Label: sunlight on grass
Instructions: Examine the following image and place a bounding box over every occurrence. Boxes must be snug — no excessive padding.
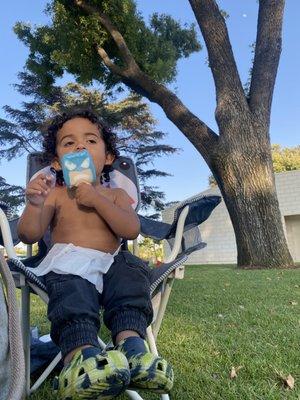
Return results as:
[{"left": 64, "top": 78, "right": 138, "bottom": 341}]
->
[{"left": 29, "top": 264, "right": 300, "bottom": 400}]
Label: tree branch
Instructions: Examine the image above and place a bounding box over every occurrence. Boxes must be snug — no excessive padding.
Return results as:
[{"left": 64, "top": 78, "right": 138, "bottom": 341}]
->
[
  {"left": 75, "top": 0, "right": 139, "bottom": 74},
  {"left": 188, "top": 0, "right": 247, "bottom": 110},
  {"left": 123, "top": 71, "right": 219, "bottom": 163},
  {"left": 248, "top": 0, "right": 285, "bottom": 126},
  {"left": 20, "top": 137, "right": 38, "bottom": 153},
  {"left": 96, "top": 46, "right": 125, "bottom": 76},
  {"left": 74, "top": 0, "right": 219, "bottom": 164},
  {"left": 14, "top": 132, "right": 38, "bottom": 153}
]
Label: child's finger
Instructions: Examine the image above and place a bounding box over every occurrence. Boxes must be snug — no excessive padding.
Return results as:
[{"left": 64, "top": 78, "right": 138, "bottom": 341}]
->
[
  {"left": 30, "top": 182, "right": 48, "bottom": 194},
  {"left": 29, "top": 179, "right": 47, "bottom": 191},
  {"left": 38, "top": 179, "right": 50, "bottom": 191},
  {"left": 29, "top": 182, "right": 43, "bottom": 191},
  {"left": 26, "top": 188, "right": 42, "bottom": 196},
  {"left": 34, "top": 173, "right": 47, "bottom": 182},
  {"left": 37, "top": 173, "right": 46, "bottom": 178}
]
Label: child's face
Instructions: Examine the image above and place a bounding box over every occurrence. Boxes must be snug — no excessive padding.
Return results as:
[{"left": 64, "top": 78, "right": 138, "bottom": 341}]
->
[{"left": 55, "top": 117, "right": 114, "bottom": 179}]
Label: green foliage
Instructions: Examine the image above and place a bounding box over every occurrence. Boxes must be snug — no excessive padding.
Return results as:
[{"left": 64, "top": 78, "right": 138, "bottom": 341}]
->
[
  {"left": 14, "top": 0, "right": 201, "bottom": 92},
  {"left": 243, "top": 42, "right": 256, "bottom": 97},
  {"left": 13, "top": 23, "right": 64, "bottom": 90},
  {"left": 272, "top": 144, "right": 300, "bottom": 173},
  {"left": 138, "top": 237, "right": 163, "bottom": 264},
  {"left": 8, "top": 0, "right": 201, "bottom": 214},
  {"left": 0, "top": 71, "right": 178, "bottom": 214},
  {"left": 0, "top": 177, "right": 24, "bottom": 218}
]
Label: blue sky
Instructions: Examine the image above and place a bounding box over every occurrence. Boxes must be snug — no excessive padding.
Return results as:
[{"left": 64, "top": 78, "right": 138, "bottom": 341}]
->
[{"left": 0, "top": 1, "right": 299, "bottom": 203}]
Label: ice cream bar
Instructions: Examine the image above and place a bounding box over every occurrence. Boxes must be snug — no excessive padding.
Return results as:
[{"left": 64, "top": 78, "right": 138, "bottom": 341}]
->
[{"left": 60, "top": 150, "right": 96, "bottom": 188}]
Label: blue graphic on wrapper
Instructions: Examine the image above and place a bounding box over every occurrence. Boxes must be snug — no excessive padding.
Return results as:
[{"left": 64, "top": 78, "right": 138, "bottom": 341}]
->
[{"left": 61, "top": 150, "right": 96, "bottom": 187}]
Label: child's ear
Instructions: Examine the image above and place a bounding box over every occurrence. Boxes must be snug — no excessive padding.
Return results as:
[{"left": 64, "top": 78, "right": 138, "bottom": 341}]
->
[
  {"left": 51, "top": 158, "right": 62, "bottom": 171},
  {"left": 105, "top": 153, "right": 115, "bottom": 166}
]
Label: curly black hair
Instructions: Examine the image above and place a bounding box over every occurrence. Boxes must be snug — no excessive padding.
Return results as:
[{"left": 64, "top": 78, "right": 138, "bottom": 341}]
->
[
  {"left": 43, "top": 108, "right": 119, "bottom": 160},
  {"left": 42, "top": 107, "right": 119, "bottom": 184}
]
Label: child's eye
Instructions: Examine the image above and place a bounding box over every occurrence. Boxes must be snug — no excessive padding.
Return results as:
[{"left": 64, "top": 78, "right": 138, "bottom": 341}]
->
[
  {"left": 64, "top": 141, "right": 74, "bottom": 147},
  {"left": 87, "top": 139, "right": 97, "bottom": 144}
]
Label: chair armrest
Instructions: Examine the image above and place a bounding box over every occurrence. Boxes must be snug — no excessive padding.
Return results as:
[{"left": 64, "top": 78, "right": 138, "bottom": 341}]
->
[
  {"left": 168, "top": 195, "right": 221, "bottom": 237},
  {"left": 0, "top": 208, "right": 18, "bottom": 258},
  {"left": 0, "top": 202, "right": 20, "bottom": 245},
  {"left": 139, "top": 206, "right": 190, "bottom": 262},
  {"left": 0, "top": 207, "right": 48, "bottom": 271},
  {"left": 140, "top": 196, "right": 221, "bottom": 241},
  {"left": 149, "top": 253, "right": 188, "bottom": 295},
  {"left": 164, "top": 205, "right": 190, "bottom": 263},
  {"left": 139, "top": 195, "right": 221, "bottom": 262},
  {"left": 138, "top": 215, "right": 171, "bottom": 241}
]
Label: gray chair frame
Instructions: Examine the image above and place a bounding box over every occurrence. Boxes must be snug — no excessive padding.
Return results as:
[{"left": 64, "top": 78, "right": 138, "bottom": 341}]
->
[{"left": 0, "top": 153, "right": 221, "bottom": 399}]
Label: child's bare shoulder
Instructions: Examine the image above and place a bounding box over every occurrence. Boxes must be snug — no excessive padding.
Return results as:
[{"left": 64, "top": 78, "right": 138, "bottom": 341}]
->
[
  {"left": 98, "top": 186, "right": 133, "bottom": 206},
  {"left": 111, "top": 188, "right": 134, "bottom": 209},
  {"left": 96, "top": 186, "right": 119, "bottom": 200},
  {"left": 104, "top": 186, "right": 128, "bottom": 198}
]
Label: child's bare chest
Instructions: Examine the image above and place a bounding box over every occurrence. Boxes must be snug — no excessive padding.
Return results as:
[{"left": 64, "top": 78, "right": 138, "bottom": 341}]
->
[
  {"left": 53, "top": 190, "right": 109, "bottom": 231},
  {"left": 50, "top": 187, "right": 119, "bottom": 252}
]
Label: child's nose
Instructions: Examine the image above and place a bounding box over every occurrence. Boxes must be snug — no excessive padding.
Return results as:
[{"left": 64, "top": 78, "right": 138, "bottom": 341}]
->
[{"left": 76, "top": 143, "right": 86, "bottom": 151}]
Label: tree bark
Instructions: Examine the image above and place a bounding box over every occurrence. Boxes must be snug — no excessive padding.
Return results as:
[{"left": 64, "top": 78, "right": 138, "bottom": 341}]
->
[{"left": 210, "top": 126, "right": 293, "bottom": 268}]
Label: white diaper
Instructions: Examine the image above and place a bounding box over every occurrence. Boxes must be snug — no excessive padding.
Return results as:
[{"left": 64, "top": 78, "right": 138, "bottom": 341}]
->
[{"left": 27, "top": 243, "right": 120, "bottom": 293}]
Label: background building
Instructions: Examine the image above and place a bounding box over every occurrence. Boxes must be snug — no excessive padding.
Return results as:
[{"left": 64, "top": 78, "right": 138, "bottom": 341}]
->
[{"left": 162, "top": 170, "right": 300, "bottom": 264}]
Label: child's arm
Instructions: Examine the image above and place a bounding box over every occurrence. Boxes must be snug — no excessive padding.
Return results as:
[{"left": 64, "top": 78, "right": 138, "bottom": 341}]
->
[
  {"left": 17, "top": 174, "right": 56, "bottom": 244},
  {"left": 75, "top": 183, "right": 140, "bottom": 239}
]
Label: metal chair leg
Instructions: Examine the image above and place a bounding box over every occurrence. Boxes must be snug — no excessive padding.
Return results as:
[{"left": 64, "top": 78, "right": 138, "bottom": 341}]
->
[{"left": 21, "top": 285, "right": 31, "bottom": 396}]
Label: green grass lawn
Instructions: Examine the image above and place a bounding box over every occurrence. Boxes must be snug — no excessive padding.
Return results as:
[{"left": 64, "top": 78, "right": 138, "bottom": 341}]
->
[{"left": 29, "top": 264, "right": 300, "bottom": 400}]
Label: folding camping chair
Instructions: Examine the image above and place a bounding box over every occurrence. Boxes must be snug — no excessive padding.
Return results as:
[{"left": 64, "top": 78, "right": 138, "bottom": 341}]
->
[{"left": 0, "top": 151, "right": 221, "bottom": 399}]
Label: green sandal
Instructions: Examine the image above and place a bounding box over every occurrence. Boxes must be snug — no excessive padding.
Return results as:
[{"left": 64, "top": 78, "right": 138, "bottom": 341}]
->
[
  {"left": 53, "top": 349, "right": 130, "bottom": 399},
  {"left": 117, "top": 339, "right": 174, "bottom": 394}
]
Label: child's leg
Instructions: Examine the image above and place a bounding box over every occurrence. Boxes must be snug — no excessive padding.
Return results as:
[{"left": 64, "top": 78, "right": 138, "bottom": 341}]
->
[
  {"left": 44, "top": 272, "right": 130, "bottom": 399},
  {"left": 102, "top": 251, "right": 174, "bottom": 393},
  {"left": 45, "top": 272, "right": 101, "bottom": 359}
]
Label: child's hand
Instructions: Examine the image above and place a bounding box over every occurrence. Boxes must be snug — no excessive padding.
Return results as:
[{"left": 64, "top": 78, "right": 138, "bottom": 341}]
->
[
  {"left": 25, "top": 174, "right": 54, "bottom": 206},
  {"left": 75, "top": 182, "right": 99, "bottom": 208}
]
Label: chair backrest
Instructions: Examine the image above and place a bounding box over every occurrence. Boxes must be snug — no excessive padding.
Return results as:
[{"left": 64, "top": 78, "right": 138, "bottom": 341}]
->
[
  {"left": 25, "top": 152, "right": 141, "bottom": 253},
  {"left": 27, "top": 152, "right": 141, "bottom": 211}
]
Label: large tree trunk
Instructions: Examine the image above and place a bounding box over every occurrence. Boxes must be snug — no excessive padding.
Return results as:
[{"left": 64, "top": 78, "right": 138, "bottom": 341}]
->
[{"left": 210, "top": 126, "right": 294, "bottom": 268}]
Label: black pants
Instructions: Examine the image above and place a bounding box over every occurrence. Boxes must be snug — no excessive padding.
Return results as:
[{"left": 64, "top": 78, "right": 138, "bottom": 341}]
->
[{"left": 44, "top": 251, "right": 153, "bottom": 358}]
